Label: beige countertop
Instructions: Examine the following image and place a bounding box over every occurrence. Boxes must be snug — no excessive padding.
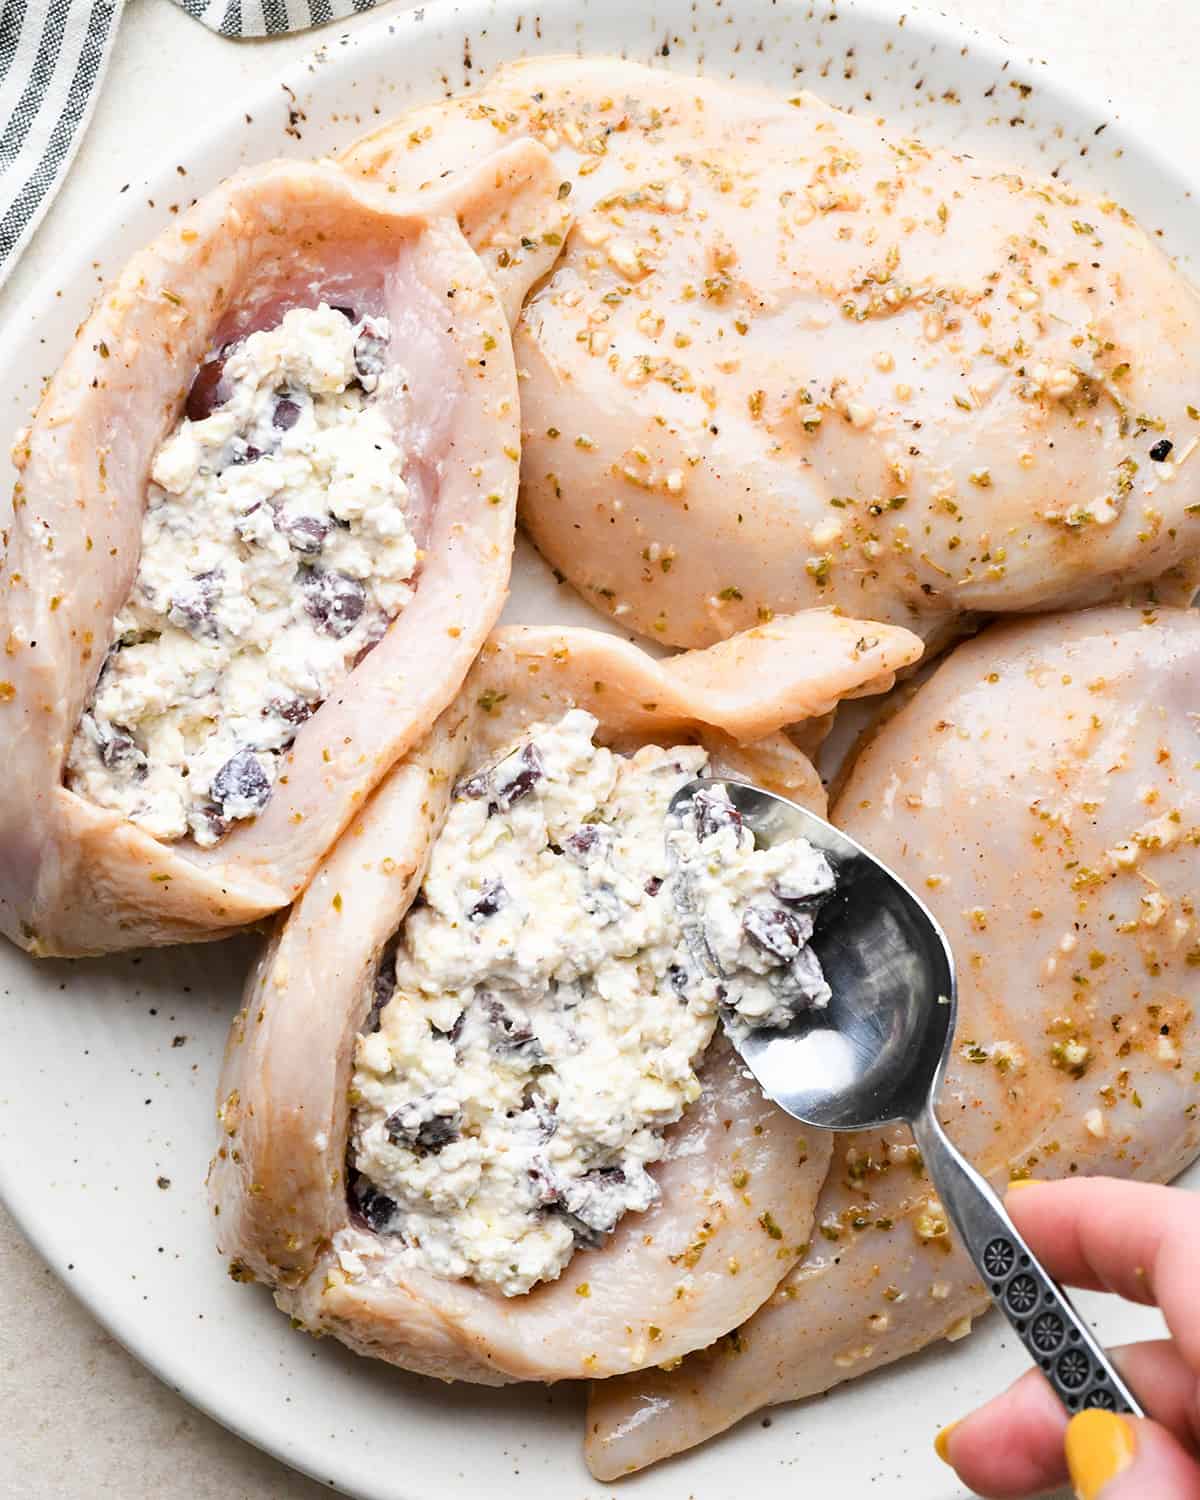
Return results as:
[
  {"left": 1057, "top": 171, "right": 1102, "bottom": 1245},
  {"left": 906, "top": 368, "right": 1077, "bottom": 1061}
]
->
[{"left": 0, "top": 0, "right": 1190, "bottom": 1494}]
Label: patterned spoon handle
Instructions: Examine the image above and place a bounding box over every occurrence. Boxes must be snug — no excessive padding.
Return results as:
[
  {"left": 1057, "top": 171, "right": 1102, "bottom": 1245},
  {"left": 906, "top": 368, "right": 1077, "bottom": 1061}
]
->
[{"left": 911, "top": 1104, "right": 1143, "bottom": 1416}]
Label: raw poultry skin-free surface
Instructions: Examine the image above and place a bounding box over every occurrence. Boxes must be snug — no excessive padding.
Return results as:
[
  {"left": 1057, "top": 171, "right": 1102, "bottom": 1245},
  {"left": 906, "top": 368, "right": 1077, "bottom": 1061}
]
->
[
  {"left": 343, "top": 57, "right": 1200, "bottom": 648},
  {"left": 586, "top": 605, "right": 1200, "bottom": 1478}
]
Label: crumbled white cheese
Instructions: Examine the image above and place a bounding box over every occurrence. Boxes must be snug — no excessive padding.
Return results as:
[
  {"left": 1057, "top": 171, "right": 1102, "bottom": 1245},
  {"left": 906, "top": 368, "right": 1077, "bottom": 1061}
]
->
[
  {"left": 351, "top": 710, "right": 833, "bottom": 1296},
  {"left": 668, "top": 783, "right": 834, "bottom": 1030},
  {"left": 66, "top": 304, "right": 416, "bottom": 845}
]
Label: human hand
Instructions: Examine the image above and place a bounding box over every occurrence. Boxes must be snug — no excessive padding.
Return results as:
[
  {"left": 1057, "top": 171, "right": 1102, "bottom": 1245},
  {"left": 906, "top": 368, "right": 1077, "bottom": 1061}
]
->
[{"left": 934, "top": 1177, "right": 1200, "bottom": 1498}]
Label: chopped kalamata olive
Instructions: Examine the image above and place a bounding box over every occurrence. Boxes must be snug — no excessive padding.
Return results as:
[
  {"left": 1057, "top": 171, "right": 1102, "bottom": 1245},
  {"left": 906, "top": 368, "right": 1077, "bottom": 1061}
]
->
[
  {"left": 229, "top": 441, "right": 262, "bottom": 466},
  {"left": 272, "top": 395, "right": 302, "bottom": 430},
  {"left": 483, "top": 996, "right": 544, "bottom": 1061},
  {"left": 563, "top": 824, "right": 603, "bottom": 860},
  {"left": 558, "top": 1168, "right": 626, "bottom": 1235},
  {"left": 644, "top": 875, "right": 663, "bottom": 896},
  {"left": 331, "top": 304, "right": 358, "bottom": 322},
  {"left": 193, "top": 807, "right": 230, "bottom": 844},
  {"left": 167, "top": 570, "right": 221, "bottom": 636},
  {"left": 692, "top": 786, "right": 743, "bottom": 841},
  {"left": 385, "top": 1105, "right": 462, "bottom": 1156},
  {"left": 583, "top": 880, "right": 623, "bottom": 925},
  {"left": 355, "top": 1182, "right": 397, "bottom": 1233},
  {"left": 285, "top": 514, "right": 330, "bottom": 556},
  {"left": 1150, "top": 438, "right": 1174, "bottom": 462},
  {"left": 587, "top": 1164, "right": 627, "bottom": 1186},
  {"left": 493, "top": 743, "right": 544, "bottom": 811},
  {"left": 770, "top": 945, "right": 830, "bottom": 1008},
  {"left": 210, "top": 747, "right": 272, "bottom": 820},
  {"left": 528, "top": 1159, "right": 562, "bottom": 1207},
  {"left": 455, "top": 770, "right": 491, "bottom": 801},
  {"left": 272, "top": 696, "right": 318, "bottom": 728},
  {"left": 523, "top": 1091, "right": 558, "bottom": 1141},
  {"left": 354, "top": 321, "right": 389, "bottom": 392},
  {"left": 301, "top": 568, "right": 367, "bottom": 639},
  {"left": 363, "top": 944, "right": 398, "bottom": 1034},
  {"left": 90, "top": 717, "right": 147, "bottom": 778},
  {"left": 185, "top": 357, "right": 229, "bottom": 422},
  {"left": 468, "top": 877, "right": 508, "bottom": 920},
  {"left": 432, "top": 1008, "right": 466, "bottom": 1046},
  {"left": 667, "top": 962, "right": 691, "bottom": 996},
  {"left": 743, "top": 904, "right": 803, "bottom": 960},
  {"left": 558, "top": 1211, "right": 607, "bottom": 1250}
]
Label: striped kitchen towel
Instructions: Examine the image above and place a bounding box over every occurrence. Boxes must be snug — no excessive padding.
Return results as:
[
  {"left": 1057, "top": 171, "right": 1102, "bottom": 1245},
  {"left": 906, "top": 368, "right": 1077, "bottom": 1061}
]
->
[{"left": 0, "top": 0, "right": 384, "bottom": 291}]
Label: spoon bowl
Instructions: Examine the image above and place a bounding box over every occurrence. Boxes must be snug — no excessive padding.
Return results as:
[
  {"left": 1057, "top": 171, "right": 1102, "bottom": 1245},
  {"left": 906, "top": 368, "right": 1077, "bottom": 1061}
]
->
[
  {"left": 667, "top": 775, "right": 1144, "bottom": 1420},
  {"left": 678, "top": 777, "right": 957, "bottom": 1131}
]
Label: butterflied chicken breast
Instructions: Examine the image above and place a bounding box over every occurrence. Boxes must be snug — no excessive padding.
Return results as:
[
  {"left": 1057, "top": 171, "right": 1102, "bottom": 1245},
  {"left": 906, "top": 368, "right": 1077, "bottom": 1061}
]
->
[
  {"left": 0, "top": 144, "right": 567, "bottom": 956},
  {"left": 344, "top": 58, "right": 1200, "bottom": 648},
  {"left": 586, "top": 604, "right": 1200, "bottom": 1477},
  {"left": 209, "top": 613, "right": 921, "bottom": 1383}
]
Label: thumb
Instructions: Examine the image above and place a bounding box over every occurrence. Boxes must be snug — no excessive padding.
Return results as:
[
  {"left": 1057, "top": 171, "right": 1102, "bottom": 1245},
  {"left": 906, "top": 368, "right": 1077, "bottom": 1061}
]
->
[{"left": 1066, "top": 1411, "right": 1200, "bottom": 1499}]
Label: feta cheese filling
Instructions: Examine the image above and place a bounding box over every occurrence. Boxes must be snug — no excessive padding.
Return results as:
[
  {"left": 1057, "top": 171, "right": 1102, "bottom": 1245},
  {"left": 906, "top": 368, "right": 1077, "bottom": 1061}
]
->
[
  {"left": 350, "top": 708, "right": 834, "bottom": 1297},
  {"left": 66, "top": 303, "right": 416, "bottom": 846}
]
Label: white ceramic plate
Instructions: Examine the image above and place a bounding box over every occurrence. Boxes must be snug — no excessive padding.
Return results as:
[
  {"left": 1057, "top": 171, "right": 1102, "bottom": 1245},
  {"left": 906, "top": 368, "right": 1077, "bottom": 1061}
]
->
[{"left": 0, "top": 3, "right": 1194, "bottom": 1496}]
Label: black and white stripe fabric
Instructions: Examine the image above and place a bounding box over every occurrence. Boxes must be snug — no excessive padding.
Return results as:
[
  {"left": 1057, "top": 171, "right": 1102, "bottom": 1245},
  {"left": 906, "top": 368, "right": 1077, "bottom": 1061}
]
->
[
  {"left": 177, "top": 0, "right": 380, "bottom": 38},
  {"left": 0, "top": 0, "right": 125, "bottom": 286},
  {"left": 0, "top": 0, "right": 383, "bottom": 290}
]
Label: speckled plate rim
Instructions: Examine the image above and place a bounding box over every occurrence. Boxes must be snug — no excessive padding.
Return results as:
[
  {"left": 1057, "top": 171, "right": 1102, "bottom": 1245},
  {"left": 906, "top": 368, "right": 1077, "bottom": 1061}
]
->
[{"left": 0, "top": 2, "right": 1194, "bottom": 1497}]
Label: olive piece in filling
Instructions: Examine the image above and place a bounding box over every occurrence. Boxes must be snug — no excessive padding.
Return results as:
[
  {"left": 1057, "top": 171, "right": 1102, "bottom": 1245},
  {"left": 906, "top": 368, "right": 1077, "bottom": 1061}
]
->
[
  {"left": 167, "top": 569, "right": 222, "bottom": 637},
  {"left": 385, "top": 1104, "right": 462, "bottom": 1156},
  {"left": 743, "top": 904, "right": 805, "bottom": 960},
  {"left": 467, "top": 878, "right": 508, "bottom": 920},
  {"left": 84, "top": 714, "right": 147, "bottom": 779},
  {"left": 483, "top": 996, "right": 545, "bottom": 1062},
  {"left": 185, "top": 355, "right": 230, "bottom": 422},
  {"left": 272, "top": 394, "right": 302, "bottom": 430},
  {"left": 283, "top": 514, "right": 330, "bottom": 556},
  {"left": 691, "top": 785, "right": 743, "bottom": 841},
  {"left": 271, "top": 696, "right": 318, "bottom": 728},
  {"left": 563, "top": 824, "right": 605, "bottom": 860},
  {"left": 353, "top": 321, "right": 389, "bottom": 391},
  {"left": 354, "top": 1180, "right": 398, "bottom": 1234},
  {"left": 210, "top": 748, "right": 272, "bottom": 822},
  {"left": 301, "top": 568, "right": 368, "bottom": 638},
  {"left": 492, "top": 743, "right": 544, "bottom": 811}
]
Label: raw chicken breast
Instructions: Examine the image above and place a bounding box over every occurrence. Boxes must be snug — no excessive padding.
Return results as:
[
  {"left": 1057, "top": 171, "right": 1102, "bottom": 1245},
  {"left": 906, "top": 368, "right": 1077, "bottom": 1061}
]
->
[
  {"left": 0, "top": 143, "right": 567, "bottom": 956},
  {"left": 587, "top": 604, "right": 1200, "bottom": 1477},
  {"left": 208, "top": 613, "right": 921, "bottom": 1383},
  {"left": 343, "top": 58, "right": 1200, "bottom": 648}
]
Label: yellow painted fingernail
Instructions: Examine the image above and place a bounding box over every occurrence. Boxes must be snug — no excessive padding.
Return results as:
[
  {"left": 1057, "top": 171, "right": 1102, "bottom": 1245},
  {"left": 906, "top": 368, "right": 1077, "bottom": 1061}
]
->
[
  {"left": 1064, "top": 1409, "right": 1136, "bottom": 1500},
  {"left": 934, "top": 1421, "right": 959, "bottom": 1465}
]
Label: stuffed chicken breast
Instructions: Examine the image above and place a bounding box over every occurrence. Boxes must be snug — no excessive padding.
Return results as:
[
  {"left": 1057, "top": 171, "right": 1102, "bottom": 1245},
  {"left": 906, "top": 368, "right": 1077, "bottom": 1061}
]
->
[
  {"left": 209, "top": 613, "right": 921, "bottom": 1383},
  {"left": 587, "top": 604, "right": 1200, "bottom": 1477},
  {"left": 0, "top": 143, "right": 567, "bottom": 956},
  {"left": 344, "top": 58, "right": 1200, "bottom": 648}
]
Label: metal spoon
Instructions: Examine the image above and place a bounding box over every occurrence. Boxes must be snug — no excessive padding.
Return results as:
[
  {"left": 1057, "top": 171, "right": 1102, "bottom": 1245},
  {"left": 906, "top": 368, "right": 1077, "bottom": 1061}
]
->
[{"left": 667, "top": 776, "right": 1142, "bottom": 1418}]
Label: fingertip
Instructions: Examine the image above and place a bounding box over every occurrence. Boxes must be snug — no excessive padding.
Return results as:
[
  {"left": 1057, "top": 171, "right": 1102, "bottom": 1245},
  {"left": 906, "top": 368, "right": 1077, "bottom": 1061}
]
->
[
  {"left": 934, "top": 1420, "right": 960, "bottom": 1466},
  {"left": 1064, "top": 1410, "right": 1137, "bottom": 1500}
]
